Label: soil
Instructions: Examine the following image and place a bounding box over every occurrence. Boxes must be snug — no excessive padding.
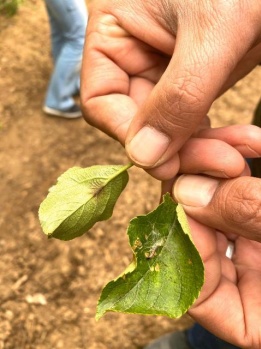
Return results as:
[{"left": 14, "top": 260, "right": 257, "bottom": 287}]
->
[{"left": 0, "top": 2, "right": 260, "bottom": 349}]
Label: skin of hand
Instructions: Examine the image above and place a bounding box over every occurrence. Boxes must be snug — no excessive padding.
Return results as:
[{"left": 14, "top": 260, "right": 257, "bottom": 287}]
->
[
  {"left": 173, "top": 174, "right": 261, "bottom": 242},
  {"left": 161, "top": 124, "right": 261, "bottom": 180},
  {"left": 153, "top": 123, "right": 261, "bottom": 183},
  {"left": 185, "top": 215, "right": 261, "bottom": 348},
  {"left": 167, "top": 126, "right": 261, "bottom": 347},
  {"left": 163, "top": 122, "right": 261, "bottom": 240},
  {"left": 81, "top": 0, "right": 261, "bottom": 180},
  {"left": 171, "top": 126, "right": 261, "bottom": 346}
]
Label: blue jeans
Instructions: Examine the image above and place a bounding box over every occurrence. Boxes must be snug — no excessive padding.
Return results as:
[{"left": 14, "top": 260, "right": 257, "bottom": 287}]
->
[
  {"left": 44, "top": 0, "right": 88, "bottom": 110},
  {"left": 187, "top": 324, "right": 239, "bottom": 349}
]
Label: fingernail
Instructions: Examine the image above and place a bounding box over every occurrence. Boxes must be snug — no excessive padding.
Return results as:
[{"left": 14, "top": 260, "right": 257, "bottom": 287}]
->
[
  {"left": 126, "top": 126, "right": 170, "bottom": 167},
  {"left": 173, "top": 175, "right": 220, "bottom": 207}
]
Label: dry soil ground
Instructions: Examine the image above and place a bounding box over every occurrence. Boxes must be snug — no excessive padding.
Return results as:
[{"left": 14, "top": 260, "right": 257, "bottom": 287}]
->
[{"left": 0, "top": 1, "right": 260, "bottom": 349}]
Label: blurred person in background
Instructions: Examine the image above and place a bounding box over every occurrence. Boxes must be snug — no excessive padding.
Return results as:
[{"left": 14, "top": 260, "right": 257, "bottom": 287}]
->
[{"left": 43, "top": 0, "right": 88, "bottom": 119}]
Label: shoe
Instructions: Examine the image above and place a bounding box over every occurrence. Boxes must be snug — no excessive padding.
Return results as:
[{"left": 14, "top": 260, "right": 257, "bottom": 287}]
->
[
  {"left": 43, "top": 104, "right": 82, "bottom": 119},
  {"left": 144, "top": 331, "right": 191, "bottom": 349}
]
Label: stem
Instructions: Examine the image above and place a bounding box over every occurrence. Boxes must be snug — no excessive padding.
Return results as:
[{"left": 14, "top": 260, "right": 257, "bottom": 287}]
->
[
  {"left": 125, "top": 162, "right": 134, "bottom": 171},
  {"left": 101, "top": 163, "right": 134, "bottom": 189}
]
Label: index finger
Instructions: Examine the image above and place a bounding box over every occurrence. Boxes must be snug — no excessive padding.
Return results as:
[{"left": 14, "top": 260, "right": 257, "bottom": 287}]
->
[
  {"left": 80, "top": 9, "right": 170, "bottom": 144},
  {"left": 80, "top": 13, "right": 136, "bottom": 143}
]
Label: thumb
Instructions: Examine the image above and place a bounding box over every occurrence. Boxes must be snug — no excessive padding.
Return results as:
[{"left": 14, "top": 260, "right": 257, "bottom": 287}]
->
[
  {"left": 125, "top": 21, "right": 253, "bottom": 169},
  {"left": 172, "top": 175, "right": 261, "bottom": 242}
]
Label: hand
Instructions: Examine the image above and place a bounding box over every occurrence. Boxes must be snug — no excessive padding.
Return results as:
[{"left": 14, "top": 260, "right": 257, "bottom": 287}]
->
[
  {"left": 172, "top": 174, "right": 261, "bottom": 242},
  {"left": 185, "top": 215, "right": 261, "bottom": 348},
  {"left": 157, "top": 124, "right": 261, "bottom": 181},
  {"left": 81, "top": 0, "right": 261, "bottom": 179},
  {"left": 169, "top": 126, "right": 261, "bottom": 347},
  {"left": 162, "top": 121, "right": 261, "bottom": 346}
]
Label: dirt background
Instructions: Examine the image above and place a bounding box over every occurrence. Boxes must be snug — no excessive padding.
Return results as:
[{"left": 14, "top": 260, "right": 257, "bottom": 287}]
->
[{"left": 0, "top": 1, "right": 260, "bottom": 348}]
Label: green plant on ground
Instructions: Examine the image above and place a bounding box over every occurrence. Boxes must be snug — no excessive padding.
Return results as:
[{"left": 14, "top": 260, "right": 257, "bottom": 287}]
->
[
  {"left": 39, "top": 164, "right": 204, "bottom": 319},
  {"left": 0, "top": 0, "right": 23, "bottom": 16}
]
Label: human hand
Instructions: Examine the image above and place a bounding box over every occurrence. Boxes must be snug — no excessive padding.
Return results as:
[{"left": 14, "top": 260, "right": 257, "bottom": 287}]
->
[
  {"left": 158, "top": 124, "right": 261, "bottom": 181},
  {"left": 81, "top": 0, "right": 261, "bottom": 179},
  {"left": 172, "top": 131, "right": 261, "bottom": 346},
  {"left": 184, "top": 215, "right": 261, "bottom": 348},
  {"left": 169, "top": 122, "right": 261, "bottom": 239},
  {"left": 172, "top": 173, "right": 261, "bottom": 242}
]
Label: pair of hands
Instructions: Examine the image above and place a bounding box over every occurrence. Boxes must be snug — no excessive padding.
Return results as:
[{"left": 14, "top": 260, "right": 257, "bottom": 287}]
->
[
  {"left": 81, "top": 0, "right": 261, "bottom": 179},
  {"left": 81, "top": 0, "right": 261, "bottom": 347}
]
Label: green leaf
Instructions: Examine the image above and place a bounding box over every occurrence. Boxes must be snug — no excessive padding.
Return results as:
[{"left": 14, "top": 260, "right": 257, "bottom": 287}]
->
[
  {"left": 38, "top": 164, "right": 131, "bottom": 241},
  {"left": 96, "top": 193, "right": 204, "bottom": 320}
]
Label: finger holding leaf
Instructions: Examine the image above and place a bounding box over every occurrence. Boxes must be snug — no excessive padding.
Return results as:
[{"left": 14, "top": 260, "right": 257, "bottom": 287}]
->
[{"left": 38, "top": 124, "right": 261, "bottom": 324}]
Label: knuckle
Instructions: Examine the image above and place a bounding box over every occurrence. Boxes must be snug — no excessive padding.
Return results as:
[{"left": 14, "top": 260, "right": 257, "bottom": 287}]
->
[
  {"left": 154, "top": 73, "right": 207, "bottom": 131},
  {"left": 219, "top": 178, "right": 261, "bottom": 228},
  {"left": 81, "top": 102, "right": 91, "bottom": 121},
  {"left": 167, "top": 72, "right": 206, "bottom": 111}
]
